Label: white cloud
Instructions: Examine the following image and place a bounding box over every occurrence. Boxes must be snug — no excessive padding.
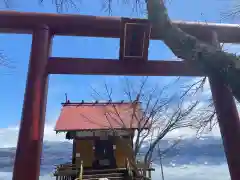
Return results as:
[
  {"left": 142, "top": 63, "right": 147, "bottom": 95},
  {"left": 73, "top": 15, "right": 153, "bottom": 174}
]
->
[
  {"left": 43, "top": 122, "right": 68, "bottom": 143},
  {"left": 223, "top": 43, "right": 240, "bottom": 55},
  {"left": 164, "top": 126, "right": 221, "bottom": 139},
  {"left": 0, "top": 123, "right": 68, "bottom": 148}
]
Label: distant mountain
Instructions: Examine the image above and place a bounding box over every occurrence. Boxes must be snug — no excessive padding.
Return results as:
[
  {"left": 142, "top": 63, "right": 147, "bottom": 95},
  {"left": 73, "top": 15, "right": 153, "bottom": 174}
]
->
[
  {"left": 140, "top": 136, "right": 226, "bottom": 166},
  {"left": 0, "top": 137, "right": 226, "bottom": 175}
]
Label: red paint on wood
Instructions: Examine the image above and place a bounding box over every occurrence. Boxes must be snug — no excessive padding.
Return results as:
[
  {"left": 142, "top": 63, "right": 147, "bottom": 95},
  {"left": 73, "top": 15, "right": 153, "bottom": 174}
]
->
[
  {"left": 0, "top": 11, "right": 240, "bottom": 42},
  {"left": 47, "top": 57, "right": 204, "bottom": 76},
  {"left": 12, "top": 25, "right": 52, "bottom": 180}
]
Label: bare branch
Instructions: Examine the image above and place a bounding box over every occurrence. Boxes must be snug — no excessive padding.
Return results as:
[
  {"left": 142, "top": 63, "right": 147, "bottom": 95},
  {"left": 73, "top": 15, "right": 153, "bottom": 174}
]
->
[
  {"left": 87, "top": 76, "right": 212, "bottom": 178},
  {"left": 0, "top": 51, "right": 15, "bottom": 75}
]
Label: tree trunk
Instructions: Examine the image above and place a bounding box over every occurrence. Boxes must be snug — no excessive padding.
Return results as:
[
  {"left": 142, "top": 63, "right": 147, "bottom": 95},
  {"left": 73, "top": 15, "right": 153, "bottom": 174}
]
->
[{"left": 147, "top": 0, "right": 240, "bottom": 102}]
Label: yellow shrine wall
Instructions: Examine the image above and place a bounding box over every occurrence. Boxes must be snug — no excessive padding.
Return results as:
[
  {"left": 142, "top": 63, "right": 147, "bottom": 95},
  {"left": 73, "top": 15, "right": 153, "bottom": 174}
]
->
[
  {"left": 75, "top": 139, "right": 94, "bottom": 168},
  {"left": 114, "top": 137, "right": 134, "bottom": 168},
  {"left": 74, "top": 137, "right": 134, "bottom": 168}
]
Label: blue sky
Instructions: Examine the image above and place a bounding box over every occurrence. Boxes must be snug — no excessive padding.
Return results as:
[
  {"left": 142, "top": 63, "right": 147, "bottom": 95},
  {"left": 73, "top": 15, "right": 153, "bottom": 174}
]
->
[{"left": 0, "top": 0, "right": 237, "bottom": 128}]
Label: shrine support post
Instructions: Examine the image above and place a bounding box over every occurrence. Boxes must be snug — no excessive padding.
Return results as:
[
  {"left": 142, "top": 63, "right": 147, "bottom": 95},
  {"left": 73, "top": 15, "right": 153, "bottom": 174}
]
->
[{"left": 12, "top": 25, "right": 52, "bottom": 180}]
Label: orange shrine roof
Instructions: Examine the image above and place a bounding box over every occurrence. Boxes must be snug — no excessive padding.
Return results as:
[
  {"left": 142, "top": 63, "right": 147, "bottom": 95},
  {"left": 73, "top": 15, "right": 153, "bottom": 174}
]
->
[{"left": 55, "top": 101, "right": 148, "bottom": 132}]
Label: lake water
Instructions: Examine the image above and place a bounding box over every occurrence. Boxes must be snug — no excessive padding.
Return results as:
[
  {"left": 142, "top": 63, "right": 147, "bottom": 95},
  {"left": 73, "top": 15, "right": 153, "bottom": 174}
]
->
[{"left": 0, "top": 134, "right": 230, "bottom": 180}]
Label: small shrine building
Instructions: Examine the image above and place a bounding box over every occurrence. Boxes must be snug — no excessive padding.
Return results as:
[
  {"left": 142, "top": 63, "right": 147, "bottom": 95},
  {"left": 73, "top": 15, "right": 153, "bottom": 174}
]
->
[{"left": 54, "top": 101, "right": 147, "bottom": 171}]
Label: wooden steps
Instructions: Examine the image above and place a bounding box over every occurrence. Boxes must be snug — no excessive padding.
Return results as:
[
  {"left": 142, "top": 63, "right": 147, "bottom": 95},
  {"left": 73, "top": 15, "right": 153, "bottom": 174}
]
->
[
  {"left": 82, "top": 169, "right": 125, "bottom": 180},
  {"left": 82, "top": 172, "right": 124, "bottom": 180},
  {"left": 54, "top": 164, "right": 153, "bottom": 180}
]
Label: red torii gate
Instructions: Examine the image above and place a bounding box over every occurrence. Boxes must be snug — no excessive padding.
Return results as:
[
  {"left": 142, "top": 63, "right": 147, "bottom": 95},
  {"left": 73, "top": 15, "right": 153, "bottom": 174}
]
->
[{"left": 1, "top": 11, "right": 240, "bottom": 180}]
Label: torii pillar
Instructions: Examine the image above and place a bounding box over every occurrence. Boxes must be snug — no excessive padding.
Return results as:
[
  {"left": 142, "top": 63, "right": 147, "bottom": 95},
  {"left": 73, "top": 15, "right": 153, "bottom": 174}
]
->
[
  {"left": 12, "top": 25, "right": 52, "bottom": 180},
  {"left": 209, "top": 31, "right": 240, "bottom": 180}
]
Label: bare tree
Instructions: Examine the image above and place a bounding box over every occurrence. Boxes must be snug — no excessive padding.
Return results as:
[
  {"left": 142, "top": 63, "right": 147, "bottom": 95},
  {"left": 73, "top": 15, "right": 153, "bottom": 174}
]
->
[
  {"left": 88, "top": 77, "right": 211, "bottom": 179},
  {"left": 177, "top": 77, "right": 217, "bottom": 135}
]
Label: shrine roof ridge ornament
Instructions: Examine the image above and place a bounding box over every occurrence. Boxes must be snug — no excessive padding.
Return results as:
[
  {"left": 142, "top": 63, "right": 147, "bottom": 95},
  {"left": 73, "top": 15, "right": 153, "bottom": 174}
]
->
[
  {"left": 61, "top": 100, "right": 134, "bottom": 106},
  {"left": 1, "top": 10, "right": 240, "bottom": 43}
]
